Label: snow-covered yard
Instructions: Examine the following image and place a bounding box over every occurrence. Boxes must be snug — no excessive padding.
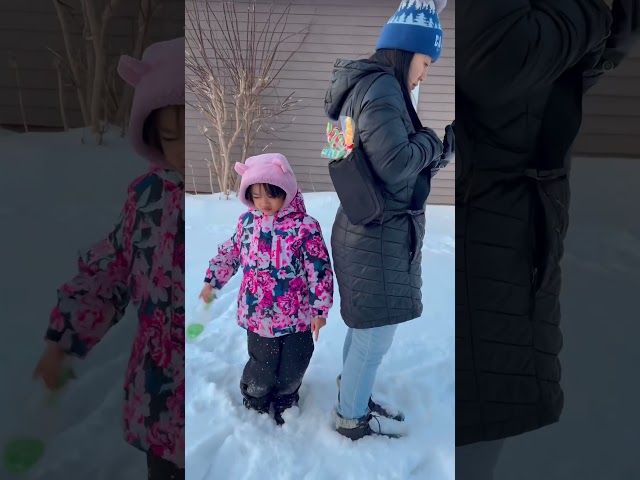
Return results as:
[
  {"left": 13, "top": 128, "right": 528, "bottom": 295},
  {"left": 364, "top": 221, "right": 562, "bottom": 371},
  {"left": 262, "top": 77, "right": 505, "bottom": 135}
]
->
[
  {"left": 0, "top": 129, "right": 148, "bottom": 479},
  {"left": 3, "top": 130, "right": 635, "bottom": 480},
  {"left": 0, "top": 127, "right": 455, "bottom": 480},
  {"left": 185, "top": 192, "right": 455, "bottom": 480},
  {"left": 494, "top": 157, "right": 640, "bottom": 480}
]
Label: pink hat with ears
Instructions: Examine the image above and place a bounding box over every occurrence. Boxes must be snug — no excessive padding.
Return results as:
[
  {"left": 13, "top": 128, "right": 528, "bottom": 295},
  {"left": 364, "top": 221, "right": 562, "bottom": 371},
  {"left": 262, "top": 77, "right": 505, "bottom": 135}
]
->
[
  {"left": 117, "top": 37, "right": 185, "bottom": 166},
  {"left": 235, "top": 153, "right": 298, "bottom": 209}
]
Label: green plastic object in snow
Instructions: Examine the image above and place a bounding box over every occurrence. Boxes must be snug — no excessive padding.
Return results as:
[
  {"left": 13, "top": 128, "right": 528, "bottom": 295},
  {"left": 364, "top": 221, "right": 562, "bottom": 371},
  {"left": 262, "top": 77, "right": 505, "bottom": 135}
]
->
[
  {"left": 3, "top": 366, "right": 75, "bottom": 475},
  {"left": 187, "top": 323, "right": 205, "bottom": 339},
  {"left": 3, "top": 439, "right": 46, "bottom": 475},
  {"left": 187, "top": 292, "right": 217, "bottom": 340}
]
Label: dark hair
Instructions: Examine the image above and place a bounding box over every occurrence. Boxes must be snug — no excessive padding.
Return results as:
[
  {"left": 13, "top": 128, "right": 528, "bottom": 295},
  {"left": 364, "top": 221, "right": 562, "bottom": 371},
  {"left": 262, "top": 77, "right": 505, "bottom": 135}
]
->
[
  {"left": 142, "top": 105, "right": 184, "bottom": 152},
  {"left": 366, "top": 49, "right": 422, "bottom": 130},
  {"left": 367, "top": 49, "right": 414, "bottom": 98},
  {"left": 245, "top": 183, "right": 287, "bottom": 204}
]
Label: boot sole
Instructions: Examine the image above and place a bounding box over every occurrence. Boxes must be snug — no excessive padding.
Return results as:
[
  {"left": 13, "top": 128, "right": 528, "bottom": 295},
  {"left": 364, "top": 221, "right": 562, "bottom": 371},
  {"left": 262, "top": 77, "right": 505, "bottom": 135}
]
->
[{"left": 336, "top": 427, "right": 404, "bottom": 440}]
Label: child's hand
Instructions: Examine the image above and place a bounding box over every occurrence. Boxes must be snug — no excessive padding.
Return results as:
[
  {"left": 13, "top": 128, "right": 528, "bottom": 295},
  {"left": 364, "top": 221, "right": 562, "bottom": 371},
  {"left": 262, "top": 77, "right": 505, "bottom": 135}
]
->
[
  {"left": 33, "top": 340, "right": 68, "bottom": 390},
  {"left": 311, "top": 317, "right": 326, "bottom": 342},
  {"left": 199, "top": 283, "right": 215, "bottom": 303}
]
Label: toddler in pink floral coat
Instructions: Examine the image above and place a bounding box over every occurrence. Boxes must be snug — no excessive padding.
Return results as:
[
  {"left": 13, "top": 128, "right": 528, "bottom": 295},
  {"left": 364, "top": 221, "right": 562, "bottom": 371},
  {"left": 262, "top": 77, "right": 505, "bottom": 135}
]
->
[
  {"left": 33, "top": 38, "right": 185, "bottom": 480},
  {"left": 200, "top": 153, "right": 334, "bottom": 425}
]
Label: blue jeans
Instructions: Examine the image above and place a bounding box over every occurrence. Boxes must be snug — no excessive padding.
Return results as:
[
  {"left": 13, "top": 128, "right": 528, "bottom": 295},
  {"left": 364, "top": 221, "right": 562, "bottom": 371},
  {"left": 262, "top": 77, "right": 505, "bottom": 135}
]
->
[
  {"left": 456, "top": 439, "right": 505, "bottom": 480},
  {"left": 338, "top": 324, "right": 398, "bottom": 419}
]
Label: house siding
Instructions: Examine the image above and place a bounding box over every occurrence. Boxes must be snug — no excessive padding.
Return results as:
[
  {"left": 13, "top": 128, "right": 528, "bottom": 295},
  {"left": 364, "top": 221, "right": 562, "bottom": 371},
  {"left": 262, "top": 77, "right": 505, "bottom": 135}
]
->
[
  {"left": 185, "top": 0, "right": 455, "bottom": 205},
  {"left": 574, "top": 44, "right": 640, "bottom": 157},
  {"left": 0, "top": 1, "right": 184, "bottom": 129}
]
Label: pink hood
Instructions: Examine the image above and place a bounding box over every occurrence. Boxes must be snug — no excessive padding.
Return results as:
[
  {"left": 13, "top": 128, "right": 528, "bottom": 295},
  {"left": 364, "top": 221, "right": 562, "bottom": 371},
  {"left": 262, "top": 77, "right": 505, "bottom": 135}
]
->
[
  {"left": 117, "top": 37, "right": 185, "bottom": 166},
  {"left": 235, "top": 153, "right": 299, "bottom": 209}
]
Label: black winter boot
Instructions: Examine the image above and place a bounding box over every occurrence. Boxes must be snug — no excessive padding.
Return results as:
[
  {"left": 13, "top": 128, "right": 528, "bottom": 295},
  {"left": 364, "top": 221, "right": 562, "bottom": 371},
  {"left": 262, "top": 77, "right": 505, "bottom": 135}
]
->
[
  {"left": 335, "top": 411, "right": 402, "bottom": 440},
  {"left": 243, "top": 396, "right": 270, "bottom": 415},
  {"left": 336, "top": 375, "right": 405, "bottom": 422},
  {"left": 272, "top": 391, "right": 300, "bottom": 426}
]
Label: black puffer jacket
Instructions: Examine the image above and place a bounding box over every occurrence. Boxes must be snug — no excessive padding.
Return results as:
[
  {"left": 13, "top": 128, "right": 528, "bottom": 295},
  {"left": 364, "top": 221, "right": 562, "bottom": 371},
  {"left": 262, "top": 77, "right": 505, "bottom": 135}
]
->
[
  {"left": 324, "top": 59, "right": 443, "bottom": 329},
  {"left": 456, "top": 0, "right": 612, "bottom": 446}
]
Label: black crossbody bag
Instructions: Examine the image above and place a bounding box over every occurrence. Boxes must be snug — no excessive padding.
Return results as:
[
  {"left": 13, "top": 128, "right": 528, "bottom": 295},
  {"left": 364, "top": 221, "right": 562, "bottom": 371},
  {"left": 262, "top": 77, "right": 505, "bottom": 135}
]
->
[{"left": 328, "top": 72, "right": 387, "bottom": 226}]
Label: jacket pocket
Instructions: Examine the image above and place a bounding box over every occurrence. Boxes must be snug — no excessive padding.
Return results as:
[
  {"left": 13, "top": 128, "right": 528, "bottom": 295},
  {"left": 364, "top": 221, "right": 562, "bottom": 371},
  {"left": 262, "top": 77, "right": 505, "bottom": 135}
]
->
[
  {"left": 530, "top": 175, "right": 570, "bottom": 291},
  {"left": 408, "top": 212, "right": 426, "bottom": 265}
]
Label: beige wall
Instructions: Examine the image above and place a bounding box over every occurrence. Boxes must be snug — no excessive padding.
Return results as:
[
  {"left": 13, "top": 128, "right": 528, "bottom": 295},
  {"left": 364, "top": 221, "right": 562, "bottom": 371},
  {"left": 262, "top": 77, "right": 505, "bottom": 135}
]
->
[
  {"left": 0, "top": 1, "right": 184, "bottom": 129},
  {"left": 185, "top": 0, "right": 455, "bottom": 205}
]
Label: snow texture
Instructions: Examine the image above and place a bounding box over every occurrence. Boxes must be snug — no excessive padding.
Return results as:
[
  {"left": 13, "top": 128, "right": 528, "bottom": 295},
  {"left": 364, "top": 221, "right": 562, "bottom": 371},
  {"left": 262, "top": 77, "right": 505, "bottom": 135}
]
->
[
  {"left": 2, "top": 131, "right": 634, "bottom": 480},
  {"left": 0, "top": 128, "right": 148, "bottom": 479},
  {"left": 185, "top": 192, "right": 455, "bottom": 480},
  {"left": 493, "top": 157, "right": 640, "bottom": 479}
]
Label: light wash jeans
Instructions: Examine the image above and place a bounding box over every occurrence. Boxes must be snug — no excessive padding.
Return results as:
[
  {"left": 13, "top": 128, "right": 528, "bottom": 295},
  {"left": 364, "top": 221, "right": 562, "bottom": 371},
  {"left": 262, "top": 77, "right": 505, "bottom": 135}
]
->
[
  {"left": 338, "top": 324, "right": 398, "bottom": 419},
  {"left": 456, "top": 439, "right": 505, "bottom": 480}
]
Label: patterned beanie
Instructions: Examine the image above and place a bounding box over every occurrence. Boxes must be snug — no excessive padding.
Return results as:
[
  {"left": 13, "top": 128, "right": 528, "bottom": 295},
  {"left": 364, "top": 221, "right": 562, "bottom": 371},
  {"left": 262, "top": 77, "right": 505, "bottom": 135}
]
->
[{"left": 376, "top": 0, "right": 446, "bottom": 62}]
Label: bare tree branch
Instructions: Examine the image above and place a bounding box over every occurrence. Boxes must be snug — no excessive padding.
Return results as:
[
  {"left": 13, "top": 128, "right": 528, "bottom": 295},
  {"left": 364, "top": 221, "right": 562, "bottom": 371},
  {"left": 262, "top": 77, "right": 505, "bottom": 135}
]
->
[
  {"left": 117, "top": 0, "right": 160, "bottom": 132},
  {"left": 52, "top": 0, "right": 90, "bottom": 127},
  {"left": 54, "top": 56, "right": 69, "bottom": 131},
  {"left": 186, "top": 0, "right": 309, "bottom": 198},
  {"left": 8, "top": 53, "right": 29, "bottom": 133},
  {"left": 49, "top": 0, "right": 156, "bottom": 143}
]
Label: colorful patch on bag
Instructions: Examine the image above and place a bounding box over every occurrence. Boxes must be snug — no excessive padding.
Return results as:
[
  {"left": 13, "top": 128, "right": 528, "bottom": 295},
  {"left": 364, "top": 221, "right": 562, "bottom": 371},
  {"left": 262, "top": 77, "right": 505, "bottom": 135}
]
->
[{"left": 321, "top": 117, "right": 355, "bottom": 160}]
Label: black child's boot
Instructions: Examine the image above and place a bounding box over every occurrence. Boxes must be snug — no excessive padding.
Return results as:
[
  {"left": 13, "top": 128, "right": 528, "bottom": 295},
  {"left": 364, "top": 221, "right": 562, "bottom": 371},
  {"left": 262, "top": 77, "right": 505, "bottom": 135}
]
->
[
  {"left": 272, "top": 390, "right": 300, "bottom": 426},
  {"left": 242, "top": 396, "right": 270, "bottom": 415}
]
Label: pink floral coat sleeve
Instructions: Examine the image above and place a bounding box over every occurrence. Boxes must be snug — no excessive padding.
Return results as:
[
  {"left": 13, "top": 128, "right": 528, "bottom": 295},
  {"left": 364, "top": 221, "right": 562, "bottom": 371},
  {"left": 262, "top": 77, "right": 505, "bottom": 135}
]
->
[
  {"left": 204, "top": 219, "right": 242, "bottom": 290},
  {"left": 45, "top": 169, "right": 185, "bottom": 468},
  {"left": 300, "top": 219, "right": 333, "bottom": 319},
  {"left": 46, "top": 186, "right": 135, "bottom": 356}
]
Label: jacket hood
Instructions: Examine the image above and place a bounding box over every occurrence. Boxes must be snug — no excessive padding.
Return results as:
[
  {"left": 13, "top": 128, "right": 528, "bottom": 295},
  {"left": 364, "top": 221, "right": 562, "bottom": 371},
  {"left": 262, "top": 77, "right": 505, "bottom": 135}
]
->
[
  {"left": 117, "top": 37, "right": 185, "bottom": 167},
  {"left": 324, "top": 59, "right": 394, "bottom": 121},
  {"left": 236, "top": 153, "right": 298, "bottom": 210}
]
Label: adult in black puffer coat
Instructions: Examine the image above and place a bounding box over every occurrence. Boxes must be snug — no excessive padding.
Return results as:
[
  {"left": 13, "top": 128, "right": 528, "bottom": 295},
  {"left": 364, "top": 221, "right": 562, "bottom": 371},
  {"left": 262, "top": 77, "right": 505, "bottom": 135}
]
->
[
  {"left": 455, "top": 1, "right": 628, "bottom": 478},
  {"left": 324, "top": 0, "right": 452, "bottom": 440}
]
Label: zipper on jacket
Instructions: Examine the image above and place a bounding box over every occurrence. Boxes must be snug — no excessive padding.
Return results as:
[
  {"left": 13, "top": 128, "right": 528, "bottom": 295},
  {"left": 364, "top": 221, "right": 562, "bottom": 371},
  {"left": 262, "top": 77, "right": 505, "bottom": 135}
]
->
[{"left": 275, "top": 236, "right": 282, "bottom": 269}]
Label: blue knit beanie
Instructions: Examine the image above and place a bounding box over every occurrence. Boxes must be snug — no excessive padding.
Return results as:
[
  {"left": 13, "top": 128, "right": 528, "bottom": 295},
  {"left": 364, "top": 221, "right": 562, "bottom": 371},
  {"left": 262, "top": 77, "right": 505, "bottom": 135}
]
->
[{"left": 376, "top": 0, "right": 445, "bottom": 62}]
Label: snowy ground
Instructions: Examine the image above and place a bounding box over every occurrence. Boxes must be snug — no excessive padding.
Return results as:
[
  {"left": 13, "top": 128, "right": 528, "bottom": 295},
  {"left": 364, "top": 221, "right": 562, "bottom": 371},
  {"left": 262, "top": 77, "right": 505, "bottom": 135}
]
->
[
  {"left": 494, "top": 157, "right": 640, "bottom": 479},
  {"left": 0, "top": 128, "right": 148, "bottom": 479},
  {"left": 3, "top": 128, "right": 636, "bottom": 480},
  {"left": 185, "top": 193, "right": 455, "bottom": 480}
]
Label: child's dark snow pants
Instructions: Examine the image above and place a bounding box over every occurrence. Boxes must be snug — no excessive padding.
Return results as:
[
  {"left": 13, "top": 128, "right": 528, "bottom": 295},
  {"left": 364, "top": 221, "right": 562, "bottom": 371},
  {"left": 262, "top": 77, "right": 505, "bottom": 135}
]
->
[
  {"left": 240, "top": 329, "right": 314, "bottom": 412},
  {"left": 147, "top": 453, "right": 184, "bottom": 480}
]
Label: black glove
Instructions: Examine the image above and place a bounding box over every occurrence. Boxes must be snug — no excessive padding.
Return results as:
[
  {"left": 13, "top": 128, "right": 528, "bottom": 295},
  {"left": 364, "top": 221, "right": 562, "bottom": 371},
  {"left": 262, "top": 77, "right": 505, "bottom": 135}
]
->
[
  {"left": 438, "top": 121, "right": 455, "bottom": 168},
  {"left": 426, "top": 122, "right": 454, "bottom": 178},
  {"left": 608, "top": 0, "right": 640, "bottom": 56},
  {"left": 583, "top": 0, "right": 639, "bottom": 91}
]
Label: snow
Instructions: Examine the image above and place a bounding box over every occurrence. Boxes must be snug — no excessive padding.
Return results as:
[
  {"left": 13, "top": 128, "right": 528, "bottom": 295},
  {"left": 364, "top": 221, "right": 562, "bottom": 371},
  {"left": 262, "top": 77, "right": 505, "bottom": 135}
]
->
[
  {"left": 0, "top": 128, "right": 148, "bottom": 479},
  {"left": 185, "top": 193, "right": 455, "bottom": 480},
  {"left": 3, "top": 128, "right": 636, "bottom": 480},
  {"left": 493, "top": 157, "right": 640, "bottom": 479},
  {"left": 1, "top": 126, "right": 454, "bottom": 480}
]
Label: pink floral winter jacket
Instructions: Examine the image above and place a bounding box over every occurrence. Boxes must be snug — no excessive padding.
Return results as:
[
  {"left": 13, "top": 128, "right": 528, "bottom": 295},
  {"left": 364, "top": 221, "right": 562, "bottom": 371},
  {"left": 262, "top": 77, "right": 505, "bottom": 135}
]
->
[
  {"left": 46, "top": 167, "right": 185, "bottom": 467},
  {"left": 205, "top": 190, "right": 334, "bottom": 338}
]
